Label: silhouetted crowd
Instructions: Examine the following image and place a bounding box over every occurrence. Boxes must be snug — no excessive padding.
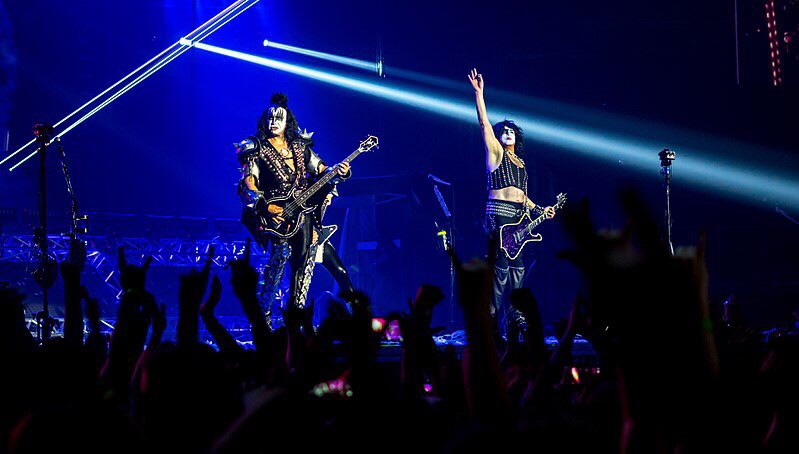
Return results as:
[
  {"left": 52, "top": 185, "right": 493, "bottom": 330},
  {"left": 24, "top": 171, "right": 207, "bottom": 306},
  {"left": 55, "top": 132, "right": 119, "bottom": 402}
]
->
[{"left": 1, "top": 192, "right": 797, "bottom": 453}]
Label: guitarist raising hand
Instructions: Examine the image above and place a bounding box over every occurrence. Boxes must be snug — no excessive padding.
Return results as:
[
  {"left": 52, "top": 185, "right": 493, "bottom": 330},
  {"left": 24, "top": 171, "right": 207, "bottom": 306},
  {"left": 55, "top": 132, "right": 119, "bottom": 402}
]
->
[
  {"left": 236, "top": 93, "right": 351, "bottom": 323},
  {"left": 468, "top": 68, "right": 554, "bottom": 337}
]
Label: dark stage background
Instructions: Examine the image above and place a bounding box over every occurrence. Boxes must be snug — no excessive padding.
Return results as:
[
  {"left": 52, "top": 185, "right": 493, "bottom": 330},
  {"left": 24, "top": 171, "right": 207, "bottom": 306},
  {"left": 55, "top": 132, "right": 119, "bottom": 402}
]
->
[{"left": 0, "top": 0, "right": 797, "bottom": 328}]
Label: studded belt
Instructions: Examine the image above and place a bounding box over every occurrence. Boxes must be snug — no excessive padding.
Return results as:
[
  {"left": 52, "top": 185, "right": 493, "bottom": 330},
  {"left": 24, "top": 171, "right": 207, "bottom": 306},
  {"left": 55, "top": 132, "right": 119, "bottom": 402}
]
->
[{"left": 486, "top": 200, "right": 524, "bottom": 218}]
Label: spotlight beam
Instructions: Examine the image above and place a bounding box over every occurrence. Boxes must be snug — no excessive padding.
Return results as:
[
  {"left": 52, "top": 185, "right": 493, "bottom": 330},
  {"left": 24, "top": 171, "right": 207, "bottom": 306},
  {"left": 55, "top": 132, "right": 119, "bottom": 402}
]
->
[
  {"left": 194, "top": 42, "right": 799, "bottom": 211},
  {"left": 2, "top": 0, "right": 261, "bottom": 171},
  {"left": 253, "top": 39, "right": 796, "bottom": 172},
  {"left": 263, "top": 40, "right": 377, "bottom": 72}
]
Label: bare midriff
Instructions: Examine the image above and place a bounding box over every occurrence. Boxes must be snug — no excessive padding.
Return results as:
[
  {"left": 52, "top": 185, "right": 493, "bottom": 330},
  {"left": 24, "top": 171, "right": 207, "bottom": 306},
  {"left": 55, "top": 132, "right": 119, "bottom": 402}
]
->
[{"left": 488, "top": 186, "right": 526, "bottom": 204}]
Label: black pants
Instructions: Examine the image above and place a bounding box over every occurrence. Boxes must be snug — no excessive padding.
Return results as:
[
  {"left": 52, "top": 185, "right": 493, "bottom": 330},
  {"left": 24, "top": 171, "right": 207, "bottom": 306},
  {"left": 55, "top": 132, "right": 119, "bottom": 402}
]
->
[
  {"left": 319, "top": 241, "right": 354, "bottom": 294},
  {"left": 485, "top": 200, "right": 527, "bottom": 332},
  {"left": 246, "top": 212, "right": 315, "bottom": 315}
]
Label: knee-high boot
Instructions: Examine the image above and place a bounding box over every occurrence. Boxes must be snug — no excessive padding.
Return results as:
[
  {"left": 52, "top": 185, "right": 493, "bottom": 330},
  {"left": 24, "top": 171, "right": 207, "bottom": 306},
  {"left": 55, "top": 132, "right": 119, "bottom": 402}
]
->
[
  {"left": 262, "top": 242, "right": 290, "bottom": 331},
  {"left": 506, "top": 266, "right": 528, "bottom": 336}
]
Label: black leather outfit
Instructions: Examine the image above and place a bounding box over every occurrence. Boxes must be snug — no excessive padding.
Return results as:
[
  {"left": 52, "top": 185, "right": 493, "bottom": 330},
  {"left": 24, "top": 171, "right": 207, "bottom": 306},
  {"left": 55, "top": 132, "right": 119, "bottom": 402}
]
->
[{"left": 237, "top": 136, "right": 328, "bottom": 318}]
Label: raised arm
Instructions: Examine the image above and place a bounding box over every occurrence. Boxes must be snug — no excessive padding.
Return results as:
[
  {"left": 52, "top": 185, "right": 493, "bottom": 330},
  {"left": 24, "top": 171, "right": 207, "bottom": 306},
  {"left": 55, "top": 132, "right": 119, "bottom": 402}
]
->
[{"left": 468, "top": 68, "right": 502, "bottom": 170}]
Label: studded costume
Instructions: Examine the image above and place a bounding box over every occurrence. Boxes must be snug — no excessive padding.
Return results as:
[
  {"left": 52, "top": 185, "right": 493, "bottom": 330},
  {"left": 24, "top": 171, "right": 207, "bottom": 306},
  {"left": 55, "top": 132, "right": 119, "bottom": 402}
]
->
[
  {"left": 237, "top": 133, "right": 346, "bottom": 319},
  {"left": 486, "top": 150, "right": 529, "bottom": 331}
]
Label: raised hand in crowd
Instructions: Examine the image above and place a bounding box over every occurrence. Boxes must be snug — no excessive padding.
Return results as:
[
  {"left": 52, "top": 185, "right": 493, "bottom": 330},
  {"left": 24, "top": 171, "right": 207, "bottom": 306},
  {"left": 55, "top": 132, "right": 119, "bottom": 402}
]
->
[
  {"left": 450, "top": 247, "right": 512, "bottom": 423},
  {"left": 201, "top": 275, "right": 242, "bottom": 353},
  {"left": 177, "top": 245, "right": 215, "bottom": 350},
  {"left": 81, "top": 285, "right": 108, "bottom": 367},
  {"left": 400, "top": 285, "right": 445, "bottom": 397},
  {"left": 102, "top": 247, "right": 157, "bottom": 401},
  {"left": 558, "top": 190, "right": 720, "bottom": 452},
  {"left": 0, "top": 283, "right": 36, "bottom": 354},
  {"left": 229, "top": 239, "right": 276, "bottom": 377}
]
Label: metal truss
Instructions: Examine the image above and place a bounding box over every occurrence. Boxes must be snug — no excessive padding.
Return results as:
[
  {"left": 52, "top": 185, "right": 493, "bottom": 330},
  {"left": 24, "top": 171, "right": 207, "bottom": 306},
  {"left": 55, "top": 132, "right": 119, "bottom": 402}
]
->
[{"left": 1, "top": 233, "right": 268, "bottom": 303}]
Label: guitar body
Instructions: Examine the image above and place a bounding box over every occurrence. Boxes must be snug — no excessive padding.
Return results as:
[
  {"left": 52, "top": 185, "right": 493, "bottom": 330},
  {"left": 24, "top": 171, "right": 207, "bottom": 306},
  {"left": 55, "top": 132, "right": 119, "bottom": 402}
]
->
[
  {"left": 257, "top": 188, "right": 316, "bottom": 239},
  {"left": 497, "top": 192, "right": 568, "bottom": 260},
  {"left": 318, "top": 224, "right": 338, "bottom": 245},
  {"left": 243, "top": 135, "right": 379, "bottom": 241},
  {"left": 499, "top": 213, "right": 543, "bottom": 260}
]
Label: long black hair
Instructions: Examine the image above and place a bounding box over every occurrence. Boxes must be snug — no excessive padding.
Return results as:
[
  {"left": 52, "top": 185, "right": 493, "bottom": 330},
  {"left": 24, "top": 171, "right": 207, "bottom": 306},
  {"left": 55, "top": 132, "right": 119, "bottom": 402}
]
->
[
  {"left": 492, "top": 119, "right": 525, "bottom": 158},
  {"left": 257, "top": 93, "right": 301, "bottom": 144}
]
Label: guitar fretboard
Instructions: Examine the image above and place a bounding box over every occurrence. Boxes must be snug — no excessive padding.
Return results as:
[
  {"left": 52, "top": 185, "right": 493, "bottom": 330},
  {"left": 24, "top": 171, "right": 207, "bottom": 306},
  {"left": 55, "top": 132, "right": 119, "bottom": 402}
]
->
[{"left": 294, "top": 146, "right": 365, "bottom": 206}]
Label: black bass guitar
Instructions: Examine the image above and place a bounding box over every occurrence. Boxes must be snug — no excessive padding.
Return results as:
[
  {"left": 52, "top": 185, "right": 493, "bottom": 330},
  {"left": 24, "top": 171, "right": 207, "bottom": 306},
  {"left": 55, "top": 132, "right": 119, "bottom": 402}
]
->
[{"left": 257, "top": 135, "right": 378, "bottom": 239}]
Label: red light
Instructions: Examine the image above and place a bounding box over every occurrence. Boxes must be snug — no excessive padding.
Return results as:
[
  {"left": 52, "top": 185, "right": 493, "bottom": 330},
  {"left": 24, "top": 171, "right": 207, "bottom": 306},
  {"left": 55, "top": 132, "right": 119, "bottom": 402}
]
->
[{"left": 371, "top": 318, "right": 386, "bottom": 333}]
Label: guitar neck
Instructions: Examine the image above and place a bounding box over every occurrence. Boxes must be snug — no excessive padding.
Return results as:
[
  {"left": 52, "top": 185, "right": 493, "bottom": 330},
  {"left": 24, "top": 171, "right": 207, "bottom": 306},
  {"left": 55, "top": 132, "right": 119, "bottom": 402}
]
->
[
  {"left": 295, "top": 147, "right": 362, "bottom": 206},
  {"left": 526, "top": 213, "right": 547, "bottom": 232}
]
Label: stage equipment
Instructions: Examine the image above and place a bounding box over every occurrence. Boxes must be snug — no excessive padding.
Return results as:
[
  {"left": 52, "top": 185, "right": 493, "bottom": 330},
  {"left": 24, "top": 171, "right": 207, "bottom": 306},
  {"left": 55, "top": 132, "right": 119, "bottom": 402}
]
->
[
  {"left": 659, "top": 149, "right": 676, "bottom": 255},
  {"left": 2, "top": 0, "right": 261, "bottom": 171},
  {"left": 30, "top": 125, "right": 58, "bottom": 341},
  {"left": 429, "top": 174, "right": 455, "bottom": 329},
  {"left": 765, "top": 0, "right": 784, "bottom": 86}
]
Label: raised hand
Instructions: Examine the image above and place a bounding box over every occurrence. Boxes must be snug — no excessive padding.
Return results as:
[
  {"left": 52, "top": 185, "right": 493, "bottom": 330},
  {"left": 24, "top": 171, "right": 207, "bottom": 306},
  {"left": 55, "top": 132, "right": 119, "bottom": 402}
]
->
[
  {"left": 177, "top": 245, "right": 215, "bottom": 348},
  {"left": 150, "top": 303, "right": 167, "bottom": 348},
  {"left": 180, "top": 245, "right": 215, "bottom": 308},
  {"left": 81, "top": 286, "right": 101, "bottom": 330},
  {"left": 468, "top": 68, "right": 484, "bottom": 93},
  {"left": 411, "top": 284, "right": 445, "bottom": 324},
  {"left": 118, "top": 246, "right": 152, "bottom": 292},
  {"left": 229, "top": 239, "right": 259, "bottom": 314},
  {"left": 113, "top": 287, "right": 157, "bottom": 359},
  {"left": 199, "top": 275, "right": 223, "bottom": 321}
]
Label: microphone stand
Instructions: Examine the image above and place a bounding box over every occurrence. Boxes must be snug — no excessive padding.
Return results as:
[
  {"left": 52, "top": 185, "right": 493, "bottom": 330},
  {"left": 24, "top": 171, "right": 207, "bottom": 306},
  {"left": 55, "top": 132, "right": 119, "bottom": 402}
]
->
[
  {"left": 431, "top": 181, "right": 455, "bottom": 330},
  {"left": 55, "top": 137, "right": 88, "bottom": 240},
  {"left": 31, "top": 124, "right": 58, "bottom": 342},
  {"left": 659, "top": 149, "right": 676, "bottom": 255}
]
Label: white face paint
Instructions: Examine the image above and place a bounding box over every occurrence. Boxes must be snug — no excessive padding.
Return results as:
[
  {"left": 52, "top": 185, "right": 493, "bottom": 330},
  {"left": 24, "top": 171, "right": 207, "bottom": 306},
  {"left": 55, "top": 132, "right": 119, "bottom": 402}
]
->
[
  {"left": 267, "top": 106, "right": 287, "bottom": 137},
  {"left": 500, "top": 126, "right": 516, "bottom": 147}
]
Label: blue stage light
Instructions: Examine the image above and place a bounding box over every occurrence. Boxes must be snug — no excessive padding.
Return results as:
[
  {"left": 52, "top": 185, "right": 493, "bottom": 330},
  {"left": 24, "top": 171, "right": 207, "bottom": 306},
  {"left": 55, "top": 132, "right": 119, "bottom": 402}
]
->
[
  {"left": 2, "top": 0, "right": 261, "bottom": 171},
  {"left": 263, "top": 39, "right": 377, "bottom": 72},
  {"left": 194, "top": 42, "right": 799, "bottom": 211}
]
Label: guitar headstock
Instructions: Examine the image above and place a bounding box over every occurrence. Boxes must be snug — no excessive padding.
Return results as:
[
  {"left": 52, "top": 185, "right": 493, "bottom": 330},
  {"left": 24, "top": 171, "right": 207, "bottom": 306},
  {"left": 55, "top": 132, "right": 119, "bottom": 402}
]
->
[
  {"left": 358, "top": 135, "right": 379, "bottom": 152},
  {"left": 554, "top": 192, "right": 568, "bottom": 210}
]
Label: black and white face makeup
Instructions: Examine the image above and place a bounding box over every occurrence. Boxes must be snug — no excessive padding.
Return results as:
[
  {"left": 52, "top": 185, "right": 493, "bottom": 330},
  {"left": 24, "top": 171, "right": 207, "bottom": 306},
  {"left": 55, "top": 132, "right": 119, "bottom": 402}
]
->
[
  {"left": 267, "top": 106, "right": 287, "bottom": 137},
  {"left": 500, "top": 126, "right": 516, "bottom": 147}
]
